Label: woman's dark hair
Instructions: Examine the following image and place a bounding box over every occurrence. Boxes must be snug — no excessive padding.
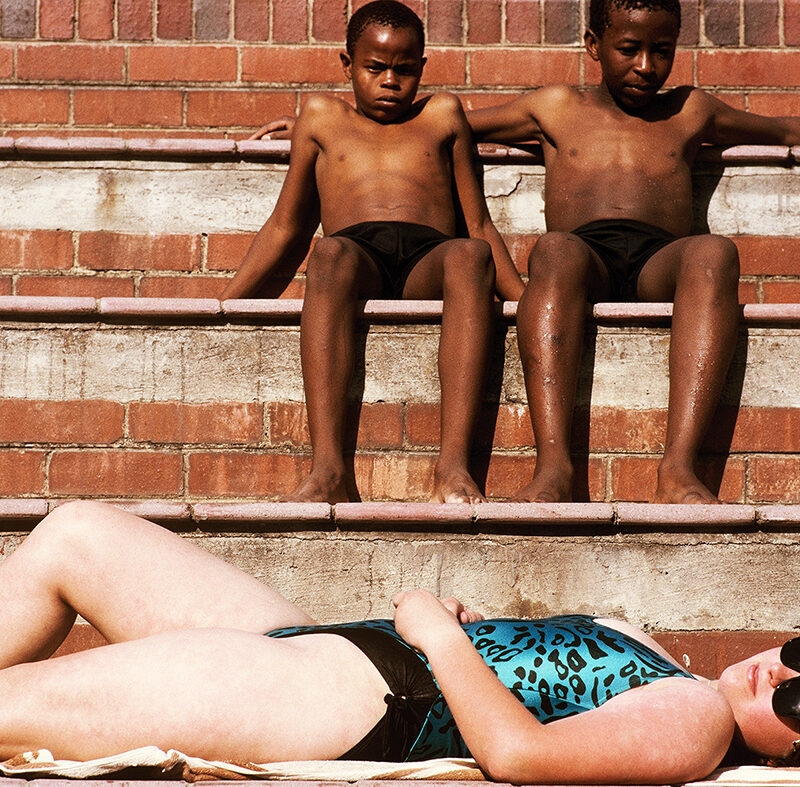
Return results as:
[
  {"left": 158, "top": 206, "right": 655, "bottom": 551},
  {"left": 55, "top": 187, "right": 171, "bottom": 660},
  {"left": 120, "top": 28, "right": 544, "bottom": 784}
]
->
[
  {"left": 588, "top": 0, "right": 681, "bottom": 36},
  {"left": 767, "top": 740, "right": 800, "bottom": 768},
  {"left": 346, "top": 1, "right": 425, "bottom": 56}
]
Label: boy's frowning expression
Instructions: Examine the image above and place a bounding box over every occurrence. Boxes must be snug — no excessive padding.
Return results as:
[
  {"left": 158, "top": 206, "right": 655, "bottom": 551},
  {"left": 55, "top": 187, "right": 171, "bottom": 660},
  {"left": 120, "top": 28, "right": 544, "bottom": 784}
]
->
[
  {"left": 585, "top": 5, "right": 678, "bottom": 112},
  {"left": 340, "top": 23, "right": 425, "bottom": 123}
]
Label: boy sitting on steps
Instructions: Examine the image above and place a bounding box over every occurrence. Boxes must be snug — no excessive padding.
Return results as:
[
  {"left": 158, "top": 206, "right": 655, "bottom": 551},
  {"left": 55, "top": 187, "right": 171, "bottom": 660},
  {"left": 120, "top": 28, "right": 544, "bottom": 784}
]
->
[
  {"left": 467, "top": 0, "right": 800, "bottom": 503},
  {"left": 222, "top": 1, "right": 523, "bottom": 504}
]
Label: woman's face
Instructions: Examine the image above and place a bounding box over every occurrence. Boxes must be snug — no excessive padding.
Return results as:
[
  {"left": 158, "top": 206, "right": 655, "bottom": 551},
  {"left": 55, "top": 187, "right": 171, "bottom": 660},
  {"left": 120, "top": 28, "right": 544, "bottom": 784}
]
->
[{"left": 716, "top": 647, "right": 800, "bottom": 759}]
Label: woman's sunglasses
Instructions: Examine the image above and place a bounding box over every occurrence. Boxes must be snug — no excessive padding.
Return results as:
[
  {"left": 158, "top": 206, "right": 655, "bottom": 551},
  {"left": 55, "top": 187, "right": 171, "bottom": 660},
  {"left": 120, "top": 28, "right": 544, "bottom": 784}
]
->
[{"left": 773, "top": 638, "right": 800, "bottom": 720}]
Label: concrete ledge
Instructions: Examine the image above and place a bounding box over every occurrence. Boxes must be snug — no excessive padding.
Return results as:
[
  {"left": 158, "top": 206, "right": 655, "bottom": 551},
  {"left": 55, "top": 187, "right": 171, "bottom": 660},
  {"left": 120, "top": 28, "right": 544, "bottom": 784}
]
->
[
  {"left": 334, "top": 502, "right": 472, "bottom": 528},
  {"left": 1, "top": 296, "right": 800, "bottom": 326},
  {"left": 756, "top": 505, "right": 800, "bottom": 528},
  {"left": 0, "top": 136, "right": 797, "bottom": 168},
  {"left": 193, "top": 501, "right": 333, "bottom": 530},
  {"left": 616, "top": 502, "right": 756, "bottom": 528},
  {"left": 474, "top": 502, "right": 615, "bottom": 529}
]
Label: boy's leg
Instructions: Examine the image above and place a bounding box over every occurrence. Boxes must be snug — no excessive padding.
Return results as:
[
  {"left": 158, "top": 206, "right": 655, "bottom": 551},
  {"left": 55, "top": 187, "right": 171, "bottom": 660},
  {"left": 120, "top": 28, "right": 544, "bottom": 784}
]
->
[
  {"left": 636, "top": 234, "right": 740, "bottom": 503},
  {"left": 514, "top": 232, "right": 609, "bottom": 502},
  {"left": 0, "top": 627, "right": 390, "bottom": 762},
  {"left": 403, "top": 238, "right": 495, "bottom": 503},
  {"left": 291, "top": 236, "right": 383, "bottom": 503},
  {"left": 0, "top": 501, "right": 315, "bottom": 669}
]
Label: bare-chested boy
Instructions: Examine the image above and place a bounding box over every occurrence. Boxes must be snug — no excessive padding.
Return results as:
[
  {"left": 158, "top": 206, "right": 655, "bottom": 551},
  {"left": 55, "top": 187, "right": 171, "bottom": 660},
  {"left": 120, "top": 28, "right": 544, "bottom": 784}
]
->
[
  {"left": 466, "top": 0, "right": 800, "bottom": 503},
  {"left": 222, "top": 1, "right": 523, "bottom": 504}
]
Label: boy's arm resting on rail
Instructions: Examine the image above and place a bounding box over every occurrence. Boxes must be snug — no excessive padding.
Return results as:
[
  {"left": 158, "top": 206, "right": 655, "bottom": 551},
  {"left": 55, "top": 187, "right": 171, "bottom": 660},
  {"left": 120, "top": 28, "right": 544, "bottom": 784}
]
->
[
  {"left": 248, "top": 115, "right": 297, "bottom": 140},
  {"left": 465, "top": 88, "right": 556, "bottom": 144},
  {"left": 448, "top": 95, "right": 525, "bottom": 300},
  {"left": 222, "top": 109, "right": 321, "bottom": 299},
  {"left": 700, "top": 89, "right": 800, "bottom": 146},
  {"left": 394, "top": 589, "right": 734, "bottom": 786}
]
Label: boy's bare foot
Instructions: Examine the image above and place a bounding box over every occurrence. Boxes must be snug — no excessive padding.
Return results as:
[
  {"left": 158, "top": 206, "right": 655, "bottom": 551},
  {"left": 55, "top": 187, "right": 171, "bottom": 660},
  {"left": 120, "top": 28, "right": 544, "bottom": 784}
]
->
[
  {"left": 512, "top": 464, "right": 573, "bottom": 502},
  {"left": 653, "top": 463, "right": 721, "bottom": 504},
  {"left": 430, "top": 465, "right": 486, "bottom": 504},
  {"left": 285, "top": 470, "right": 351, "bottom": 504}
]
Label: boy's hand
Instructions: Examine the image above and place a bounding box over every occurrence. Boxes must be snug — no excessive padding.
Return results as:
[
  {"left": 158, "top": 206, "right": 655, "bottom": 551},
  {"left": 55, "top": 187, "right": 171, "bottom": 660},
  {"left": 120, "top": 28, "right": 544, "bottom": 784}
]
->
[
  {"left": 248, "top": 116, "right": 297, "bottom": 140},
  {"left": 392, "top": 589, "right": 472, "bottom": 654}
]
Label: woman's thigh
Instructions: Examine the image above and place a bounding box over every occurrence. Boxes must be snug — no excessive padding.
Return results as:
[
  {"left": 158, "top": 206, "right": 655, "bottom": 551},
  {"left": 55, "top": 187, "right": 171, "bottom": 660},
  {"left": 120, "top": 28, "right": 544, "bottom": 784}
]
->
[{"left": 0, "top": 629, "right": 390, "bottom": 763}]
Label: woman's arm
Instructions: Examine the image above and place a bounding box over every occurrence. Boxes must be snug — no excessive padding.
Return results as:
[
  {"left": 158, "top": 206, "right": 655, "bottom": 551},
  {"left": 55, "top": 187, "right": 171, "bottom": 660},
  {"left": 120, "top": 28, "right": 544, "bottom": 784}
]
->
[{"left": 393, "top": 590, "right": 734, "bottom": 785}]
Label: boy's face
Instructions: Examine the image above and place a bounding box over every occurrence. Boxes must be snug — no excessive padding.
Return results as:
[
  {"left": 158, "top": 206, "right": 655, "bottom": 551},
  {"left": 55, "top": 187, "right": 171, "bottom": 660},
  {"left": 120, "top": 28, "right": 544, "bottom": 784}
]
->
[
  {"left": 585, "top": 5, "right": 678, "bottom": 111},
  {"left": 340, "top": 23, "right": 425, "bottom": 123}
]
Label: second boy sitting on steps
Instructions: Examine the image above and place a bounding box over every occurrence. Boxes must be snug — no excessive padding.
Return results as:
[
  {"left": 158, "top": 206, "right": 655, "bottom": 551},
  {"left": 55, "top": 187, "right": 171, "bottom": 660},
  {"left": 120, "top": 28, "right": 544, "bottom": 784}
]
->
[{"left": 222, "top": 1, "right": 523, "bottom": 504}]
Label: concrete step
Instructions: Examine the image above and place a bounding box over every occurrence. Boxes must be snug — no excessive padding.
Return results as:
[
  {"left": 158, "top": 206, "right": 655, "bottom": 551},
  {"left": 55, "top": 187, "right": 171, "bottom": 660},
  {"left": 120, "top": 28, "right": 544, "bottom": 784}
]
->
[{"left": 0, "top": 299, "right": 798, "bottom": 503}]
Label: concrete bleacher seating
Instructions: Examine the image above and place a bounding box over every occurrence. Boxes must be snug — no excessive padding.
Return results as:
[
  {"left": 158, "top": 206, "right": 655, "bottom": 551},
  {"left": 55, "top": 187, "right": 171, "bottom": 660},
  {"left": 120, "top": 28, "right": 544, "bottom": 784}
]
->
[{"left": 0, "top": 138, "right": 799, "bottom": 674}]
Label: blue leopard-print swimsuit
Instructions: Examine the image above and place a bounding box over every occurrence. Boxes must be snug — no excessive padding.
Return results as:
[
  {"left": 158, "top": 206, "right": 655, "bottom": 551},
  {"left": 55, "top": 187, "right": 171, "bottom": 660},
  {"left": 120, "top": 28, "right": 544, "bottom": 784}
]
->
[{"left": 267, "top": 614, "right": 694, "bottom": 761}]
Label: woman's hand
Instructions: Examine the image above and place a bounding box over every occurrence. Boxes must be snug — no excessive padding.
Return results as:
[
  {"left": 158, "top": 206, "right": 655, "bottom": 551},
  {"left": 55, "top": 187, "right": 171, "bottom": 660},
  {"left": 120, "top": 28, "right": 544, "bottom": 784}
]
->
[
  {"left": 439, "top": 596, "right": 484, "bottom": 624},
  {"left": 248, "top": 116, "right": 297, "bottom": 140},
  {"left": 392, "top": 589, "right": 473, "bottom": 654}
]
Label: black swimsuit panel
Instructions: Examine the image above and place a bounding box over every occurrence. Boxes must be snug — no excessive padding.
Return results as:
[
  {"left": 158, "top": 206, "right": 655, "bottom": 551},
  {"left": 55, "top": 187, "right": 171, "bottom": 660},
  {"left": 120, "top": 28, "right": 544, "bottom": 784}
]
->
[
  {"left": 330, "top": 221, "right": 452, "bottom": 298},
  {"left": 570, "top": 219, "right": 678, "bottom": 301}
]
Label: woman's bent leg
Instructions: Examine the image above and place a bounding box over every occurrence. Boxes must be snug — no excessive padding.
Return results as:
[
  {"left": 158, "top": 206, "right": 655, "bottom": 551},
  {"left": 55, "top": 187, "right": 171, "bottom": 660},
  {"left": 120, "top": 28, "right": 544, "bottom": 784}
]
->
[
  {"left": 0, "top": 628, "right": 390, "bottom": 762},
  {"left": 0, "top": 501, "right": 315, "bottom": 668}
]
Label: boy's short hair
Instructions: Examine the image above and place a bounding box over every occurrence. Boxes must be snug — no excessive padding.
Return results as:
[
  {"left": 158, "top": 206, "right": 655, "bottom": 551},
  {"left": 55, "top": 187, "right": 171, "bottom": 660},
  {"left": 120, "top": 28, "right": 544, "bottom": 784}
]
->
[
  {"left": 346, "top": 0, "right": 425, "bottom": 56},
  {"left": 588, "top": 0, "right": 681, "bottom": 35}
]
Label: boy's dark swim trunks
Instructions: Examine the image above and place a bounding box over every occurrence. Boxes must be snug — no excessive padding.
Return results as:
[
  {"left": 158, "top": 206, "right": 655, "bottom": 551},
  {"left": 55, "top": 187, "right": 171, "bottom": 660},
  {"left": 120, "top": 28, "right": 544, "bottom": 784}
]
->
[
  {"left": 330, "top": 221, "right": 452, "bottom": 298},
  {"left": 570, "top": 219, "right": 678, "bottom": 301}
]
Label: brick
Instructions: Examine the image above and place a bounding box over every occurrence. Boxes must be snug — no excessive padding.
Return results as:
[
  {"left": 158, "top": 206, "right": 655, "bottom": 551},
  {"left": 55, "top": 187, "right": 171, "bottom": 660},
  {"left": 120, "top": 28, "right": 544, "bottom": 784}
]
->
[
  {"left": 484, "top": 454, "right": 606, "bottom": 501},
  {"left": 467, "top": 0, "right": 501, "bottom": 43},
  {"left": 16, "top": 276, "right": 134, "bottom": 297},
  {"left": 704, "top": 407, "right": 800, "bottom": 453},
  {"left": 428, "top": 0, "right": 462, "bottom": 43},
  {"left": 609, "top": 455, "right": 745, "bottom": 502},
  {"left": 710, "top": 91, "right": 746, "bottom": 110},
  {"left": 0, "top": 450, "right": 46, "bottom": 495},
  {"left": 762, "top": 280, "right": 800, "bottom": 303},
  {"left": 206, "top": 233, "right": 255, "bottom": 270},
  {"left": 78, "top": 232, "right": 199, "bottom": 271},
  {"left": 749, "top": 456, "right": 800, "bottom": 503},
  {"left": 544, "top": 0, "right": 580, "bottom": 44},
  {"left": 195, "top": 0, "right": 229, "bottom": 39},
  {"left": 312, "top": 0, "right": 346, "bottom": 42},
  {"left": 505, "top": 233, "right": 536, "bottom": 273},
  {"left": 129, "top": 45, "right": 237, "bottom": 82},
  {"left": 233, "top": 0, "right": 268, "bottom": 40},
  {"left": 0, "top": 400, "right": 124, "bottom": 443},
  {"left": 422, "top": 49, "right": 467, "bottom": 86},
  {"left": 704, "top": 0, "right": 738, "bottom": 45},
  {"left": 744, "top": 0, "right": 778, "bottom": 45},
  {"left": 677, "top": 0, "right": 699, "bottom": 45},
  {"left": 787, "top": 0, "right": 800, "bottom": 44},
  {"left": 507, "top": 0, "right": 540, "bottom": 44},
  {"left": 17, "top": 44, "right": 124, "bottom": 81},
  {"left": 273, "top": 0, "right": 307, "bottom": 42},
  {"left": 697, "top": 51, "right": 800, "bottom": 88},
  {"left": 39, "top": 0, "right": 75, "bottom": 39},
  {"left": 471, "top": 50, "right": 580, "bottom": 87},
  {"left": 138, "top": 276, "right": 228, "bottom": 298},
  {"left": 583, "top": 407, "right": 667, "bottom": 452},
  {"left": 73, "top": 89, "right": 183, "bottom": 127},
  {"left": 733, "top": 236, "right": 800, "bottom": 276},
  {"left": 0, "top": 277, "right": 11, "bottom": 295},
  {"left": 78, "top": 0, "right": 112, "bottom": 38},
  {"left": 354, "top": 453, "right": 437, "bottom": 501},
  {"left": 404, "top": 402, "right": 439, "bottom": 446},
  {"left": 748, "top": 92, "right": 800, "bottom": 117},
  {"left": 50, "top": 450, "right": 183, "bottom": 495},
  {"left": 738, "top": 280, "right": 759, "bottom": 304},
  {"left": 0, "top": 45, "right": 12, "bottom": 76},
  {"left": 186, "top": 90, "right": 296, "bottom": 127},
  {"left": 478, "top": 404, "right": 534, "bottom": 449},
  {"left": 241, "top": 46, "right": 344, "bottom": 83},
  {"left": 187, "top": 451, "right": 310, "bottom": 496},
  {"left": 53, "top": 624, "right": 107, "bottom": 656},
  {"left": 0, "top": 0, "right": 35, "bottom": 37},
  {"left": 157, "top": 0, "right": 191, "bottom": 38},
  {"left": 267, "top": 401, "right": 403, "bottom": 449},
  {"left": 118, "top": 0, "right": 153, "bottom": 39},
  {"left": 0, "top": 230, "right": 73, "bottom": 269},
  {"left": 129, "top": 401, "right": 263, "bottom": 444}
]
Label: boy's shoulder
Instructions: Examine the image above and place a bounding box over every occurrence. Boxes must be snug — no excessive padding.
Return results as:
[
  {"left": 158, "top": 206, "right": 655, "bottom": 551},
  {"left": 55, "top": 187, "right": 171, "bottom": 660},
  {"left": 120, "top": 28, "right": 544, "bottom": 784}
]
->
[{"left": 298, "top": 92, "right": 353, "bottom": 121}]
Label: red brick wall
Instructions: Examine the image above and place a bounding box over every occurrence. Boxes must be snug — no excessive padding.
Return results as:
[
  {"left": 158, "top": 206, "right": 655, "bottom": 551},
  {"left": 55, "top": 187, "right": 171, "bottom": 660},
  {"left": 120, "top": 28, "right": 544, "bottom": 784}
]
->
[{"left": 0, "top": 0, "right": 798, "bottom": 137}]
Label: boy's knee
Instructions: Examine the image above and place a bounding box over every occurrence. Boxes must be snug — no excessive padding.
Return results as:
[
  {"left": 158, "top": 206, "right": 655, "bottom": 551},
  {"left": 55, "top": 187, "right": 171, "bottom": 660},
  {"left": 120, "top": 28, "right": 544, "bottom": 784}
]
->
[
  {"left": 528, "top": 231, "right": 592, "bottom": 283},
  {"left": 681, "top": 234, "right": 740, "bottom": 285},
  {"left": 442, "top": 238, "right": 494, "bottom": 284},
  {"left": 305, "top": 237, "right": 361, "bottom": 288}
]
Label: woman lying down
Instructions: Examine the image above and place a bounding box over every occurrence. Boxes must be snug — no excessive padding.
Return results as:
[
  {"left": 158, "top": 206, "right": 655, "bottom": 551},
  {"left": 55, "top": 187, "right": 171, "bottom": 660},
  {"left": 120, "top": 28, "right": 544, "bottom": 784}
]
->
[{"left": 1, "top": 501, "right": 798, "bottom": 784}]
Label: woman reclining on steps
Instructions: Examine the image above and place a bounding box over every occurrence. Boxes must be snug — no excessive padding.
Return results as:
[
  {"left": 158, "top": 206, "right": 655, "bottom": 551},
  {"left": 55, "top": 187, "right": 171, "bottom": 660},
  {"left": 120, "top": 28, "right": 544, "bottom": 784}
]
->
[{"left": 0, "top": 500, "right": 798, "bottom": 783}]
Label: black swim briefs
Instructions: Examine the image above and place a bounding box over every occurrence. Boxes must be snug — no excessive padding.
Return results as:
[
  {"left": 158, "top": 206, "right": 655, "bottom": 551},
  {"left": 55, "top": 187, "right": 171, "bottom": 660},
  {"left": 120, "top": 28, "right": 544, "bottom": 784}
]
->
[
  {"left": 266, "top": 621, "right": 438, "bottom": 761},
  {"left": 570, "top": 219, "right": 678, "bottom": 301},
  {"left": 330, "top": 221, "right": 453, "bottom": 298}
]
